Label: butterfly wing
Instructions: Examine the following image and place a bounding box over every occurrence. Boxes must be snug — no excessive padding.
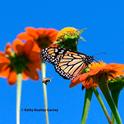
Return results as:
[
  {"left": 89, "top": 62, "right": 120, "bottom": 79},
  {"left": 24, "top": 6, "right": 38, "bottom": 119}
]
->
[
  {"left": 54, "top": 51, "right": 93, "bottom": 79},
  {"left": 41, "top": 47, "right": 66, "bottom": 64},
  {"left": 41, "top": 47, "right": 94, "bottom": 80}
]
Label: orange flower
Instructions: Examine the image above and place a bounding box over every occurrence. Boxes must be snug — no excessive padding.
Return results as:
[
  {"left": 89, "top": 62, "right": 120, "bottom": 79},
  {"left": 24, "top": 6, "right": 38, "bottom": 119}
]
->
[
  {"left": 0, "top": 39, "right": 40, "bottom": 85},
  {"left": 70, "top": 61, "right": 124, "bottom": 89},
  {"left": 17, "top": 27, "right": 58, "bottom": 49}
]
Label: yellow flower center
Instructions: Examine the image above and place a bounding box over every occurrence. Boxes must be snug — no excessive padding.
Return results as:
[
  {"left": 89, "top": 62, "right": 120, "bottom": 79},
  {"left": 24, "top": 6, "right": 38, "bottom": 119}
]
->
[{"left": 56, "top": 27, "right": 80, "bottom": 41}]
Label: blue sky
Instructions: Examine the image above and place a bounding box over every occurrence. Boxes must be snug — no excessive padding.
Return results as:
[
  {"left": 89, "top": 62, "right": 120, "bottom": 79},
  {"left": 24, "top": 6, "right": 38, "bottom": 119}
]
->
[{"left": 0, "top": 0, "right": 124, "bottom": 124}]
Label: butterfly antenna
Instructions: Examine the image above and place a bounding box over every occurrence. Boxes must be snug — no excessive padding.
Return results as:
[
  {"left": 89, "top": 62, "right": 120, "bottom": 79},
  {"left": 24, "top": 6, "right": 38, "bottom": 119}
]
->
[
  {"left": 93, "top": 58, "right": 99, "bottom": 62},
  {"left": 93, "top": 52, "right": 107, "bottom": 56},
  {"left": 92, "top": 52, "right": 107, "bottom": 62}
]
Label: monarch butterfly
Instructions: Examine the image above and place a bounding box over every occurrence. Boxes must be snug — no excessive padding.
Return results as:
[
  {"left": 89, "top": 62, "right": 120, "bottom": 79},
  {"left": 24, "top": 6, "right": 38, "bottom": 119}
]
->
[{"left": 41, "top": 47, "right": 94, "bottom": 79}]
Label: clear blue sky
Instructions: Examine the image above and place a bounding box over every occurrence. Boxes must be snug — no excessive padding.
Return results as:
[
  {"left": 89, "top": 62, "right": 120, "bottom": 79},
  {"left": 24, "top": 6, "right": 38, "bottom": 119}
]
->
[{"left": 0, "top": 0, "right": 124, "bottom": 124}]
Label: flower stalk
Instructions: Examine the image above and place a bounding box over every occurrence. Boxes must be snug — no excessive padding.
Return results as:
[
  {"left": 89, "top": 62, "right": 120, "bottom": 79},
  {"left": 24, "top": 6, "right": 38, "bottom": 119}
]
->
[
  {"left": 93, "top": 88, "right": 112, "bottom": 124},
  {"left": 81, "top": 89, "right": 93, "bottom": 124},
  {"left": 16, "top": 73, "right": 22, "bottom": 124},
  {"left": 99, "top": 80, "right": 122, "bottom": 124},
  {"left": 111, "top": 90, "right": 120, "bottom": 124},
  {"left": 41, "top": 62, "right": 49, "bottom": 124}
]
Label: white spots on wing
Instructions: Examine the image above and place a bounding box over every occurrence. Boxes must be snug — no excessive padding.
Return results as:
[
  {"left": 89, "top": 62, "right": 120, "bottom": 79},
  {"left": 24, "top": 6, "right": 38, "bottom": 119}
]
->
[{"left": 55, "top": 48, "right": 58, "bottom": 52}]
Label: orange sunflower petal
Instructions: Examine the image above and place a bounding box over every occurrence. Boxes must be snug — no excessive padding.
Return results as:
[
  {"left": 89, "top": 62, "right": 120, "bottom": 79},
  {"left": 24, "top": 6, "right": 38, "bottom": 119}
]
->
[
  {"left": 5, "top": 43, "right": 12, "bottom": 56},
  {"left": 0, "top": 52, "right": 5, "bottom": 57},
  {"left": 8, "top": 71, "right": 17, "bottom": 85},
  {"left": 70, "top": 81, "right": 81, "bottom": 87},
  {"left": 47, "top": 29, "right": 58, "bottom": 41},
  {"left": 0, "top": 63, "right": 10, "bottom": 78},
  {"left": 28, "top": 51, "right": 40, "bottom": 63},
  {"left": 23, "top": 40, "right": 34, "bottom": 56},
  {"left": 70, "top": 74, "right": 85, "bottom": 87},
  {"left": 17, "top": 32, "right": 33, "bottom": 41},
  {"left": 12, "top": 39, "right": 24, "bottom": 55},
  {"left": 82, "top": 79, "right": 97, "bottom": 89},
  {"left": 22, "top": 72, "right": 29, "bottom": 80},
  {"left": 25, "top": 27, "right": 38, "bottom": 39},
  {"left": 24, "top": 70, "right": 39, "bottom": 80},
  {"left": 24, "top": 64, "right": 39, "bottom": 80},
  {"left": 46, "top": 29, "right": 58, "bottom": 35},
  {"left": 37, "top": 28, "right": 46, "bottom": 35},
  {"left": 32, "top": 43, "right": 40, "bottom": 52},
  {"left": 0, "top": 56, "right": 10, "bottom": 63},
  {"left": 109, "top": 63, "right": 124, "bottom": 70}
]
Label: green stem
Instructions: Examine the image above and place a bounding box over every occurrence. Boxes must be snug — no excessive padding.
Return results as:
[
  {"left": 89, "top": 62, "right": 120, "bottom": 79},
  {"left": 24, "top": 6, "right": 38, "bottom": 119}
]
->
[
  {"left": 111, "top": 91, "right": 120, "bottom": 124},
  {"left": 16, "top": 73, "right": 22, "bottom": 124},
  {"left": 93, "top": 88, "right": 112, "bottom": 124},
  {"left": 99, "top": 82, "right": 122, "bottom": 124},
  {"left": 41, "top": 62, "right": 49, "bottom": 124},
  {"left": 81, "top": 89, "right": 93, "bottom": 124}
]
